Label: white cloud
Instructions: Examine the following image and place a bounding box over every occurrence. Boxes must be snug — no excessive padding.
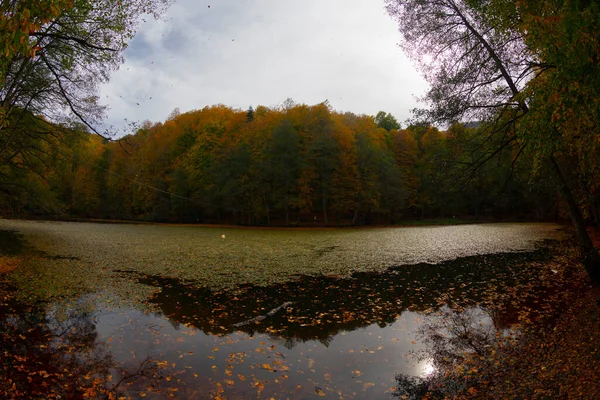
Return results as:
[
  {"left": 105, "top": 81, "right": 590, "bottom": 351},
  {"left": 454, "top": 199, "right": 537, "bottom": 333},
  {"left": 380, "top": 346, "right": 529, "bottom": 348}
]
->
[{"left": 99, "top": 0, "right": 428, "bottom": 136}]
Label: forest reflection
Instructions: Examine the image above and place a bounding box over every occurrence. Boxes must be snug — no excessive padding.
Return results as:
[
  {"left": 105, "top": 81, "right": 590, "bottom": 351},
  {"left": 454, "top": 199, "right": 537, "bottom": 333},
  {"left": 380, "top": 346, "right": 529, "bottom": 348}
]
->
[
  {"left": 0, "top": 284, "right": 174, "bottom": 399},
  {"left": 124, "top": 247, "right": 551, "bottom": 343}
]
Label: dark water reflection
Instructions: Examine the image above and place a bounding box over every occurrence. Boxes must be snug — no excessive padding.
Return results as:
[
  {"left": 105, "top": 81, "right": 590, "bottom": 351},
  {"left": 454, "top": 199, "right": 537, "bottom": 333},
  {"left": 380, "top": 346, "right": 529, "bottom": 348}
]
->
[
  {"left": 1, "top": 246, "right": 553, "bottom": 399},
  {"left": 0, "top": 283, "right": 112, "bottom": 398}
]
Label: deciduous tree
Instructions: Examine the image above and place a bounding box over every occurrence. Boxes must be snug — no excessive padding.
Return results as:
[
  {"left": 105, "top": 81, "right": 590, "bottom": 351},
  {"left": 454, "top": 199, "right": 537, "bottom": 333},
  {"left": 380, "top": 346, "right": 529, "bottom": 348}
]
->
[
  {"left": 386, "top": 0, "right": 600, "bottom": 282},
  {"left": 1, "top": 0, "right": 170, "bottom": 186}
]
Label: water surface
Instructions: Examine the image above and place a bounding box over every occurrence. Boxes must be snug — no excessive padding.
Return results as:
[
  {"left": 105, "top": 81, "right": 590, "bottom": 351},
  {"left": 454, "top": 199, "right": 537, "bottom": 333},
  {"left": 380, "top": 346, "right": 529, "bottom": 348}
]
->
[{"left": 0, "top": 221, "right": 562, "bottom": 398}]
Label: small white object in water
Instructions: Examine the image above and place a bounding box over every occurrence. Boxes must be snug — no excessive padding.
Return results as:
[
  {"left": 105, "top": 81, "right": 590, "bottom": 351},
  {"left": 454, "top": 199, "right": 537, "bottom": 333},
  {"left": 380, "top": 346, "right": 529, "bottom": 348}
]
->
[
  {"left": 551, "top": 269, "right": 558, "bottom": 274},
  {"left": 221, "top": 234, "right": 225, "bottom": 239}
]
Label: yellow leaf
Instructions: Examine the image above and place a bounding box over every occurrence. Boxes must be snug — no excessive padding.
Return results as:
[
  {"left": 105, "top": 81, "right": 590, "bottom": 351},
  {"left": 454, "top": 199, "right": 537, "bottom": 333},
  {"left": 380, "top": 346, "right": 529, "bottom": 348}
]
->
[{"left": 262, "top": 364, "right": 273, "bottom": 371}]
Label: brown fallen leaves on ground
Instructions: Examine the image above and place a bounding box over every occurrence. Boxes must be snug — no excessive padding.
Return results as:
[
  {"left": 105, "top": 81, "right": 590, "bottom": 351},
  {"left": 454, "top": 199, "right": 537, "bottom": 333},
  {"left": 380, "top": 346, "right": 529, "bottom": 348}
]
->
[
  {"left": 475, "top": 281, "right": 600, "bottom": 399},
  {"left": 0, "top": 256, "right": 20, "bottom": 274}
]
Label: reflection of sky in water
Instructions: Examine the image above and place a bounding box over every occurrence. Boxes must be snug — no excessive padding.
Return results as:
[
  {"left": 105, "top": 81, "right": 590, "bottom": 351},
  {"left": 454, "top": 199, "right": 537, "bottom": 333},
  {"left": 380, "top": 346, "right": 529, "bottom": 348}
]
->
[
  {"left": 76, "top": 248, "right": 544, "bottom": 398},
  {"left": 86, "top": 294, "right": 505, "bottom": 398},
  {"left": 16, "top": 288, "right": 509, "bottom": 399},
  {"left": 93, "top": 298, "right": 426, "bottom": 398},
  {"left": 417, "top": 359, "right": 436, "bottom": 378}
]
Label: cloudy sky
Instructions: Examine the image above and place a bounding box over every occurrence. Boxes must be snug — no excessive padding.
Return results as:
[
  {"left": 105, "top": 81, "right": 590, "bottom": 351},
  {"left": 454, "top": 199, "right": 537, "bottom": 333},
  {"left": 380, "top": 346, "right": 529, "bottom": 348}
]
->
[{"left": 99, "top": 0, "right": 428, "bottom": 135}]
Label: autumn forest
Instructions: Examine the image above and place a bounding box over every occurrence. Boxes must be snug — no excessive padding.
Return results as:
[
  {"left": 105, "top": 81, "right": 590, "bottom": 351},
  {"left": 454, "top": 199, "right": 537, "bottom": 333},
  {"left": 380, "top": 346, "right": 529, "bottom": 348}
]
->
[
  {"left": 3, "top": 0, "right": 600, "bottom": 398},
  {"left": 1, "top": 102, "right": 566, "bottom": 226}
]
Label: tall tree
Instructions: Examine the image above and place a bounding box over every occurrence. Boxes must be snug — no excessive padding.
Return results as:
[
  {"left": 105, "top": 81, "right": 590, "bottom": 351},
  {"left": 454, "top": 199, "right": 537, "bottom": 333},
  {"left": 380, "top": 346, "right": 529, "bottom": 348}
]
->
[
  {"left": 374, "top": 111, "right": 401, "bottom": 131},
  {"left": 386, "top": 0, "right": 600, "bottom": 283},
  {"left": 262, "top": 118, "right": 301, "bottom": 225},
  {"left": 246, "top": 106, "right": 255, "bottom": 123},
  {"left": 306, "top": 103, "right": 338, "bottom": 223},
  {"left": 1, "top": 0, "right": 170, "bottom": 190}
]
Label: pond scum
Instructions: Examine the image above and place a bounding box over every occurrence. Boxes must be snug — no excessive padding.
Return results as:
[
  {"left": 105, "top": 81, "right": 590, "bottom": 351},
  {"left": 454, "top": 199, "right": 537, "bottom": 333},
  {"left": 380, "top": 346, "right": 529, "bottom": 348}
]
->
[{"left": 1, "top": 224, "right": 599, "bottom": 399}]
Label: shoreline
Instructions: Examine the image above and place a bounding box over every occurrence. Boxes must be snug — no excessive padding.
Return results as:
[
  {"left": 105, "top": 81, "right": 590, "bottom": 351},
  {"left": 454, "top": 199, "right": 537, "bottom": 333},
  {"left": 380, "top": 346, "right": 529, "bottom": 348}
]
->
[{"left": 0, "top": 215, "right": 562, "bottom": 231}]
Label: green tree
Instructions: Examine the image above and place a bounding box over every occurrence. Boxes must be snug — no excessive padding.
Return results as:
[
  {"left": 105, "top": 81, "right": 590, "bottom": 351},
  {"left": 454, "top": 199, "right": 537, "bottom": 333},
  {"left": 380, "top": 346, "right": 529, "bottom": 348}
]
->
[
  {"left": 246, "top": 106, "right": 255, "bottom": 123},
  {"left": 306, "top": 103, "right": 338, "bottom": 223},
  {"left": 262, "top": 118, "right": 302, "bottom": 225},
  {"left": 374, "top": 111, "right": 401, "bottom": 131}
]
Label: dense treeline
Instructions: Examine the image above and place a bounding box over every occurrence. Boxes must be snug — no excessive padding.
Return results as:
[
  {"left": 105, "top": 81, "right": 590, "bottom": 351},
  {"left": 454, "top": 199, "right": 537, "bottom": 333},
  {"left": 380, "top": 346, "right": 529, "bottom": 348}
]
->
[{"left": 0, "top": 102, "right": 561, "bottom": 225}]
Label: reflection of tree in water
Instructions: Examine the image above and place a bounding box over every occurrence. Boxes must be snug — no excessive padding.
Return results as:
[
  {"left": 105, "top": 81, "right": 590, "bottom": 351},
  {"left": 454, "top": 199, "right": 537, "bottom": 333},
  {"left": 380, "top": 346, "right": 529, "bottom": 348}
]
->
[
  {"left": 0, "top": 230, "right": 171, "bottom": 398},
  {"left": 0, "top": 286, "right": 113, "bottom": 398},
  {"left": 393, "top": 307, "right": 501, "bottom": 399},
  {"left": 119, "top": 246, "right": 552, "bottom": 348},
  {"left": 393, "top": 374, "right": 432, "bottom": 400},
  {"left": 392, "top": 260, "right": 575, "bottom": 400},
  {"left": 0, "top": 285, "right": 167, "bottom": 399}
]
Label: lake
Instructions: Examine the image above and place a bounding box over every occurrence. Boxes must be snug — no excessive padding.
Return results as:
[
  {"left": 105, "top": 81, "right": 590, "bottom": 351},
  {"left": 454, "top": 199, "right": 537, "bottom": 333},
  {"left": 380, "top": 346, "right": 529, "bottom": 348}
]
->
[{"left": 0, "top": 221, "right": 563, "bottom": 399}]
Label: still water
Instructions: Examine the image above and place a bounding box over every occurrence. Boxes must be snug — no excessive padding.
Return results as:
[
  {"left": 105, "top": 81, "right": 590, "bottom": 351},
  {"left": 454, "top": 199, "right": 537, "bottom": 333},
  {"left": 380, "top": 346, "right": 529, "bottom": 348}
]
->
[{"left": 0, "top": 221, "right": 563, "bottom": 398}]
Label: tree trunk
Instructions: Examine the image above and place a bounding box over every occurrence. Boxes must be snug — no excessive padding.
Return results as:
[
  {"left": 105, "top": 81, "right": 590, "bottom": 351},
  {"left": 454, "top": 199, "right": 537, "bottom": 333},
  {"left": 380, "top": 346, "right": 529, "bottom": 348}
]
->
[
  {"left": 591, "top": 195, "right": 600, "bottom": 228},
  {"left": 266, "top": 205, "right": 270, "bottom": 226},
  {"left": 352, "top": 205, "right": 359, "bottom": 226},
  {"left": 322, "top": 195, "right": 328, "bottom": 224},
  {"left": 549, "top": 155, "right": 600, "bottom": 284},
  {"left": 285, "top": 204, "right": 289, "bottom": 226}
]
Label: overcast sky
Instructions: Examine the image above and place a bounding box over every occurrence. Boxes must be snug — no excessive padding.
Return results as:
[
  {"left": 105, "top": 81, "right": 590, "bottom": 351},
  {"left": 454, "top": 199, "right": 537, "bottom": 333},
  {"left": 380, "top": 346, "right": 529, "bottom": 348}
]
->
[{"left": 99, "top": 0, "right": 428, "bottom": 135}]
